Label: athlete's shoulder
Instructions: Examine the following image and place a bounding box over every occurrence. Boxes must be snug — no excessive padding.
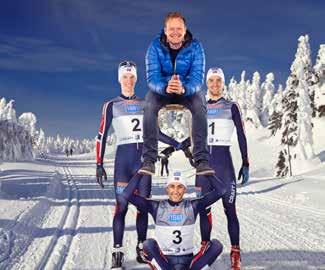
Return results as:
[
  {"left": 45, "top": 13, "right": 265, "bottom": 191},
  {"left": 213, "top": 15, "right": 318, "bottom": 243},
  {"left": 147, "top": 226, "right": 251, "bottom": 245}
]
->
[
  {"left": 103, "top": 96, "right": 121, "bottom": 106},
  {"left": 231, "top": 101, "right": 244, "bottom": 117}
]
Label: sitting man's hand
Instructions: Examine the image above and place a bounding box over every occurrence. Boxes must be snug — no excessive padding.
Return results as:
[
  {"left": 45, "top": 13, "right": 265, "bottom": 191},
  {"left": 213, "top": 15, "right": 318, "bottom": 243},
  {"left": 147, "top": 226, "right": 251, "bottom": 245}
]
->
[{"left": 166, "top": 75, "right": 184, "bottom": 95}]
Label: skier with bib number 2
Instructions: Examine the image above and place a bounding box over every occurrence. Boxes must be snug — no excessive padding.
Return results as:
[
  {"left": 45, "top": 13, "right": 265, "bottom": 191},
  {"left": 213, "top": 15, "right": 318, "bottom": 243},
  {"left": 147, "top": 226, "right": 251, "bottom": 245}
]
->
[{"left": 95, "top": 61, "right": 189, "bottom": 269}]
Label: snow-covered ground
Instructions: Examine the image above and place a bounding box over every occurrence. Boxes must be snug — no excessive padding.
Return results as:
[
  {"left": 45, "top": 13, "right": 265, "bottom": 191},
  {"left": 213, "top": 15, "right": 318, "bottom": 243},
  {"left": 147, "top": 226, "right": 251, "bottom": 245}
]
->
[{"left": 1, "top": 123, "right": 325, "bottom": 269}]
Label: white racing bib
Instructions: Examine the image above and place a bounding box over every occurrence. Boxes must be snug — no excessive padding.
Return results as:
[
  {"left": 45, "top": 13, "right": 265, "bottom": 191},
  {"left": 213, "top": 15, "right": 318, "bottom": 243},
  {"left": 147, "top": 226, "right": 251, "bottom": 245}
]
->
[
  {"left": 207, "top": 118, "right": 235, "bottom": 146},
  {"left": 112, "top": 114, "right": 143, "bottom": 145},
  {"left": 155, "top": 224, "right": 195, "bottom": 255}
]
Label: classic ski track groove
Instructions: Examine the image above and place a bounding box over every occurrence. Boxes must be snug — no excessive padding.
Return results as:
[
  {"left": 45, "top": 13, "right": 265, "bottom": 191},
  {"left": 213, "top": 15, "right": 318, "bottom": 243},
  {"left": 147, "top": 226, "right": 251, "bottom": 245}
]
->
[{"left": 37, "top": 164, "right": 80, "bottom": 270}]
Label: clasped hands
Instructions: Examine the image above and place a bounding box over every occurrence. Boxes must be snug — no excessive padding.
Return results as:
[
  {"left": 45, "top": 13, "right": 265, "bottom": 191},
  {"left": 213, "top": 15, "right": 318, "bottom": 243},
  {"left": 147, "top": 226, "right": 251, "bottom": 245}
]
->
[{"left": 166, "top": 74, "right": 184, "bottom": 95}]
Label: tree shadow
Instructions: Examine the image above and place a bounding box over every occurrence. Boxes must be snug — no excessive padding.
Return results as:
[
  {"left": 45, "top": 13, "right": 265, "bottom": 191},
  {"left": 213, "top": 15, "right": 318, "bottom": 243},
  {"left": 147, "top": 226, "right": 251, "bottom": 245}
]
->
[
  {"left": 238, "top": 178, "right": 305, "bottom": 196},
  {"left": 213, "top": 249, "right": 325, "bottom": 270}
]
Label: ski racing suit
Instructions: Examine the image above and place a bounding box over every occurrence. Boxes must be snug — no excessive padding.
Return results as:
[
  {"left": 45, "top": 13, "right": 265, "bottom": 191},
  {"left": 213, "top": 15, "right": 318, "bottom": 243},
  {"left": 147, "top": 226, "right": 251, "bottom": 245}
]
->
[
  {"left": 195, "top": 97, "right": 248, "bottom": 246},
  {"left": 96, "top": 94, "right": 180, "bottom": 247},
  {"left": 121, "top": 173, "right": 226, "bottom": 270}
]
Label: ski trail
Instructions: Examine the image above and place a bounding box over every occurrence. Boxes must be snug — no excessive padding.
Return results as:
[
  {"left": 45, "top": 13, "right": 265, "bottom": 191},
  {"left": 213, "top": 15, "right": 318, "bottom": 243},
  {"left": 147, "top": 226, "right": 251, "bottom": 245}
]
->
[
  {"left": 60, "top": 160, "right": 116, "bottom": 269},
  {"left": 37, "top": 165, "right": 80, "bottom": 270}
]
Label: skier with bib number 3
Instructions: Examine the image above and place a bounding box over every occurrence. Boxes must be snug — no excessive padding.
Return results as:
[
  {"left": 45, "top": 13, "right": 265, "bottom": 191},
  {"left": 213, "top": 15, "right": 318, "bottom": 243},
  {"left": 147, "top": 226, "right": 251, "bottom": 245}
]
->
[{"left": 120, "top": 171, "right": 226, "bottom": 270}]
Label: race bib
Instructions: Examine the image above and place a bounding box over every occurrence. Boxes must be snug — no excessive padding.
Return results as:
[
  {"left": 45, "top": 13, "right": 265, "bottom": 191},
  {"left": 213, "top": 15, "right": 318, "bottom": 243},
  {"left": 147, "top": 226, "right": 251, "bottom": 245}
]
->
[
  {"left": 112, "top": 115, "right": 143, "bottom": 145},
  {"left": 155, "top": 224, "right": 195, "bottom": 255},
  {"left": 207, "top": 118, "right": 235, "bottom": 146}
]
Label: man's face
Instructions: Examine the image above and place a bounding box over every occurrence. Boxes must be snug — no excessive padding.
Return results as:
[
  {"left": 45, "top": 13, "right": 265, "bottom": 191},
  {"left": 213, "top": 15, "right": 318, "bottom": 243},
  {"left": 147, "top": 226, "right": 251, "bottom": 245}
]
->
[
  {"left": 120, "top": 73, "right": 136, "bottom": 95},
  {"left": 166, "top": 182, "right": 186, "bottom": 202},
  {"left": 164, "top": 18, "right": 186, "bottom": 45},
  {"left": 207, "top": 75, "right": 224, "bottom": 97}
]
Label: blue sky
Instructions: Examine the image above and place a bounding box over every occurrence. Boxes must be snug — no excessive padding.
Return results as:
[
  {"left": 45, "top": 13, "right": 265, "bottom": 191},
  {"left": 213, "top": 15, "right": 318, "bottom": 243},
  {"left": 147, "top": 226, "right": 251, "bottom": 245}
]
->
[{"left": 0, "top": 0, "right": 324, "bottom": 138}]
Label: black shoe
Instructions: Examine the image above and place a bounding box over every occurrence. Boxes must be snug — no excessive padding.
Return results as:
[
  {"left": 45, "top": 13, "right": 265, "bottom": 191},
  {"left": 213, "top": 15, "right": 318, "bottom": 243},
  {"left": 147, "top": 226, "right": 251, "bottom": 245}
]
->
[
  {"left": 196, "top": 161, "right": 215, "bottom": 175},
  {"left": 138, "top": 161, "right": 155, "bottom": 175},
  {"left": 136, "top": 242, "right": 147, "bottom": 264},
  {"left": 111, "top": 251, "right": 124, "bottom": 269}
]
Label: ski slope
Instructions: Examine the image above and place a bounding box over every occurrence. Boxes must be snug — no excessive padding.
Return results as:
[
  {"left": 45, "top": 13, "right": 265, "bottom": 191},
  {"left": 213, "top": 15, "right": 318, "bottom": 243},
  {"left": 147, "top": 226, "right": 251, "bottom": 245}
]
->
[
  {"left": 1, "top": 150, "right": 325, "bottom": 270},
  {"left": 1, "top": 121, "right": 325, "bottom": 269}
]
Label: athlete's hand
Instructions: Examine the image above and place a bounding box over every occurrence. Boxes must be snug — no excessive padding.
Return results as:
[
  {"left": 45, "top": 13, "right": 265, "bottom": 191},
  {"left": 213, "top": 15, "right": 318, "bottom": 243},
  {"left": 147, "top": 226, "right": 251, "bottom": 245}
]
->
[
  {"left": 96, "top": 164, "right": 107, "bottom": 188},
  {"left": 238, "top": 164, "right": 249, "bottom": 185}
]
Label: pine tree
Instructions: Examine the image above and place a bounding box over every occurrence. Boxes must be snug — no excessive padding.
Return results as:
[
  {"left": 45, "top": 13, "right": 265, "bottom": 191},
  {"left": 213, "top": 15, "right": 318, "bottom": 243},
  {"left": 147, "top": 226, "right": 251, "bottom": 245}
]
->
[
  {"left": 281, "top": 74, "right": 298, "bottom": 147},
  {"left": 228, "top": 77, "right": 237, "bottom": 101},
  {"left": 246, "top": 72, "right": 262, "bottom": 127},
  {"left": 291, "top": 35, "right": 317, "bottom": 117},
  {"left": 261, "top": 73, "right": 275, "bottom": 126},
  {"left": 314, "top": 44, "right": 325, "bottom": 117},
  {"left": 276, "top": 150, "right": 288, "bottom": 177},
  {"left": 268, "top": 85, "right": 284, "bottom": 136},
  {"left": 297, "top": 79, "right": 315, "bottom": 159}
]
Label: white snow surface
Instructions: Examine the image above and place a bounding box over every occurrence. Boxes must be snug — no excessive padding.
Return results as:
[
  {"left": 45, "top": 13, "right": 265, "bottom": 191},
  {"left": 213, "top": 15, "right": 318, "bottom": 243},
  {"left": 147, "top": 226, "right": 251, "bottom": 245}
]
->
[{"left": 1, "top": 123, "right": 325, "bottom": 270}]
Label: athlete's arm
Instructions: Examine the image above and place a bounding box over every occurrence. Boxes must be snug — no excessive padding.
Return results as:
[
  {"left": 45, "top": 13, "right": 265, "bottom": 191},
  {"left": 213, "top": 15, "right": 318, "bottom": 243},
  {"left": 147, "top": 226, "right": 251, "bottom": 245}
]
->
[
  {"left": 121, "top": 174, "right": 159, "bottom": 220},
  {"left": 232, "top": 103, "right": 249, "bottom": 165},
  {"left": 96, "top": 101, "right": 113, "bottom": 165},
  {"left": 191, "top": 175, "right": 226, "bottom": 216}
]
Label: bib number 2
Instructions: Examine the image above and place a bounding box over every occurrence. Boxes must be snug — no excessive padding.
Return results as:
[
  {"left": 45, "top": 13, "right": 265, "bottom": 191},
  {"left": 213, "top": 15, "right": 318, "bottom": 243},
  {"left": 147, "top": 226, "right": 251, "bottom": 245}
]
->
[{"left": 131, "top": 118, "right": 141, "bottom": 132}]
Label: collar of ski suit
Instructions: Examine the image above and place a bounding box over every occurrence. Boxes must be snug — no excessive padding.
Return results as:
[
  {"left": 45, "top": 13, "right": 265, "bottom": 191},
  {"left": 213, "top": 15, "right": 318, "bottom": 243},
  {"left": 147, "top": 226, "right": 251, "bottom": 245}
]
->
[
  {"left": 168, "top": 199, "right": 183, "bottom": 206},
  {"left": 120, "top": 94, "right": 136, "bottom": 100},
  {"left": 208, "top": 97, "right": 225, "bottom": 104}
]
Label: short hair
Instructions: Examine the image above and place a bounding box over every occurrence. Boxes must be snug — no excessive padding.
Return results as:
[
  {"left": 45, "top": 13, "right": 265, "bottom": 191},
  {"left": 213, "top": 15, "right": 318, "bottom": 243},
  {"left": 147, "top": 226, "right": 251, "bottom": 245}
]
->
[{"left": 164, "top": 12, "right": 186, "bottom": 26}]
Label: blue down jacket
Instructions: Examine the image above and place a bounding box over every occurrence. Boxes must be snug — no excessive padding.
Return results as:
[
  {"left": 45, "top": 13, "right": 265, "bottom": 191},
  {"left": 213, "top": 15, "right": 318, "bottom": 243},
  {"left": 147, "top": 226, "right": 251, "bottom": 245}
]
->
[{"left": 145, "top": 30, "right": 205, "bottom": 97}]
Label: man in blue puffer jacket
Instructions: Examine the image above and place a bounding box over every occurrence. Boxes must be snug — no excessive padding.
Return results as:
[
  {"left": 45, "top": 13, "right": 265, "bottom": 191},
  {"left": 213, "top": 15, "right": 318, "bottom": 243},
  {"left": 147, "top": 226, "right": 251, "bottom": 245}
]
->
[{"left": 139, "top": 12, "right": 214, "bottom": 176}]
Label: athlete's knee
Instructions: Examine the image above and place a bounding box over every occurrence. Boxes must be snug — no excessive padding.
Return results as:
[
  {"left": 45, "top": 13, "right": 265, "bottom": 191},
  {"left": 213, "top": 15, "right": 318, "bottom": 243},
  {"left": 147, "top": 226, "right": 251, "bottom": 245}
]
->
[
  {"left": 143, "top": 238, "right": 159, "bottom": 257},
  {"left": 114, "top": 199, "right": 128, "bottom": 216},
  {"left": 224, "top": 205, "right": 238, "bottom": 220},
  {"left": 144, "top": 92, "right": 162, "bottom": 114},
  {"left": 210, "top": 239, "right": 223, "bottom": 256}
]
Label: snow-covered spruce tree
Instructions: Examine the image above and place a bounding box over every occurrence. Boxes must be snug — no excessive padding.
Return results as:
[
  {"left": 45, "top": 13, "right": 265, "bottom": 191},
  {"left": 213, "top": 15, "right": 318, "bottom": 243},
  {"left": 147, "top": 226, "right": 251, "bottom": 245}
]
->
[
  {"left": 296, "top": 72, "right": 315, "bottom": 159},
  {"left": 246, "top": 72, "right": 262, "bottom": 127},
  {"left": 314, "top": 44, "right": 325, "bottom": 117},
  {"left": 278, "top": 74, "right": 298, "bottom": 173},
  {"left": 275, "top": 149, "right": 289, "bottom": 177},
  {"left": 0, "top": 97, "right": 6, "bottom": 120},
  {"left": 18, "top": 112, "right": 37, "bottom": 138},
  {"left": 268, "top": 85, "right": 284, "bottom": 136},
  {"left": 236, "top": 71, "right": 248, "bottom": 119},
  {"left": 228, "top": 77, "right": 238, "bottom": 102},
  {"left": 261, "top": 73, "right": 275, "bottom": 127},
  {"left": 5, "top": 100, "right": 17, "bottom": 123},
  {"left": 291, "top": 35, "right": 317, "bottom": 117},
  {"left": 222, "top": 85, "right": 231, "bottom": 100},
  {"left": 0, "top": 99, "right": 34, "bottom": 161}
]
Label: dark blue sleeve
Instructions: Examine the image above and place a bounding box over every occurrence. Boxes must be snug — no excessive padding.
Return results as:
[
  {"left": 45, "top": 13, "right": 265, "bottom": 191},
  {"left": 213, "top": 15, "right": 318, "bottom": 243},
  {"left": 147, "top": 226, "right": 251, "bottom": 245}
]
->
[
  {"left": 96, "top": 101, "right": 113, "bottom": 165},
  {"left": 158, "top": 130, "right": 181, "bottom": 149},
  {"left": 191, "top": 175, "right": 226, "bottom": 216},
  {"left": 121, "top": 174, "right": 159, "bottom": 220},
  {"left": 232, "top": 103, "right": 249, "bottom": 166},
  {"left": 146, "top": 40, "right": 169, "bottom": 96},
  {"left": 183, "top": 41, "right": 205, "bottom": 96}
]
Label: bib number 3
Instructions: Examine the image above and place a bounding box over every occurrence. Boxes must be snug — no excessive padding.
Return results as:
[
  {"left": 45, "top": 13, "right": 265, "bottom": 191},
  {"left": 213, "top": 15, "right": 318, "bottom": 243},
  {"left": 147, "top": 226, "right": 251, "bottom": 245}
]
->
[{"left": 172, "top": 230, "right": 182, "bottom": 244}]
